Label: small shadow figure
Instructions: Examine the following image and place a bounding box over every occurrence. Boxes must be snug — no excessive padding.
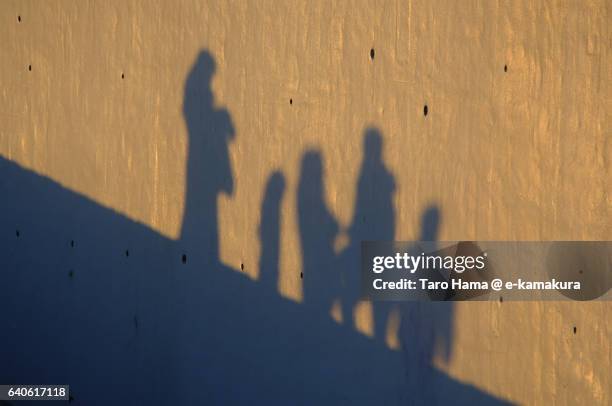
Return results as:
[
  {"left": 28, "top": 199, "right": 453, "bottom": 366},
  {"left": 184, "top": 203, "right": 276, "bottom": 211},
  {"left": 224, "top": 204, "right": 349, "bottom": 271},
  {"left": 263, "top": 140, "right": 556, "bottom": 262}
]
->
[
  {"left": 399, "top": 206, "right": 456, "bottom": 403},
  {"left": 181, "top": 51, "right": 235, "bottom": 267},
  {"left": 258, "top": 171, "right": 286, "bottom": 292},
  {"left": 298, "top": 150, "right": 341, "bottom": 314}
]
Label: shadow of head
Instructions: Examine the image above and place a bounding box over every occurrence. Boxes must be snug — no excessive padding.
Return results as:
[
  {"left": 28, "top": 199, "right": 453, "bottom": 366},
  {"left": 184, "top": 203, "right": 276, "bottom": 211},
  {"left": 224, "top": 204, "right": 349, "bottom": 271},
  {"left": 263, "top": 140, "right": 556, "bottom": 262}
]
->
[
  {"left": 259, "top": 171, "right": 286, "bottom": 245},
  {"left": 264, "top": 171, "right": 286, "bottom": 200},
  {"left": 258, "top": 171, "right": 286, "bottom": 290},
  {"left": 183, "top": 51, "right": 216, "bottom": 122},
  {"left": 421, "top": 206, "right": 441, "bottom": 241},
  {"left": 364, "top": 127, "right": 383, "bottom": 161},
  {"left": 299, "top": 150, "right": 325, "bottom": 198}
]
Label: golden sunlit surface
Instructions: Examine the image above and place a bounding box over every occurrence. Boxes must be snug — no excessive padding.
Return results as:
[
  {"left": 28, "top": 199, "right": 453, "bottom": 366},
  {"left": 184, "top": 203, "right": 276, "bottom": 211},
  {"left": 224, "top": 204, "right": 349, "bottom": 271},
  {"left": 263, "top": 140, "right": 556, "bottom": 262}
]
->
[{"left": 1, "top": 1, "right": 609, "bottom": 404}]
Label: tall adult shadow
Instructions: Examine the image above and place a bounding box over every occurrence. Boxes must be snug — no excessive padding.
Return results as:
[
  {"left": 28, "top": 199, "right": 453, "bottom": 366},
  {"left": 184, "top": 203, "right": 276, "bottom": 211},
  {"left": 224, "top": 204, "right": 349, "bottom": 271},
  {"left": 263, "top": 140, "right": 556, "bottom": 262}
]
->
[
  {"left": 181, "top": 51, "right": 235, "bottom": 267},
  {"left": 343, "top": 128, "right": 396, "bottom": 339}
]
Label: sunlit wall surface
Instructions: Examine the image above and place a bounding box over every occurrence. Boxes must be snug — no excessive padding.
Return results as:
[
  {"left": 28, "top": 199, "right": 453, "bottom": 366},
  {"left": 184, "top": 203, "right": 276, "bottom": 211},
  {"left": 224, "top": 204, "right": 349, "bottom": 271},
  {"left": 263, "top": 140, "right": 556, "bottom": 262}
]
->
[{"left": 0, "top": 1, "right": 609, "bottom": 404}]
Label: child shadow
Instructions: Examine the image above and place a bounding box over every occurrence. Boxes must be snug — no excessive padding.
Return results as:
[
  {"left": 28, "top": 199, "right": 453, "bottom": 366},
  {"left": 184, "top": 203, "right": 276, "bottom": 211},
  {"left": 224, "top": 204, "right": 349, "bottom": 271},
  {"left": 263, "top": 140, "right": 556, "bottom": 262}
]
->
[{"left": 258, "top": 171, "right": 286, "bottom": 293}]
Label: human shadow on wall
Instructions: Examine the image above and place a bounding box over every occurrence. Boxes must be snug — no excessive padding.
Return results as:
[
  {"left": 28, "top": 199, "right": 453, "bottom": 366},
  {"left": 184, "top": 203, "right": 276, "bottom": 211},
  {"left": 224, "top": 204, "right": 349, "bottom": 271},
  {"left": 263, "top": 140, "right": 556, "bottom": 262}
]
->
[
  {"left": 258, "top": 171, "right": 285, "bottom": 293},
  {"left": 298, "top": 151, "right": 341, "bottom": 315},
  {"left": 181, "top": 51, "right": 235, "bottom": 267},
  {"left": 341, "top": 128, "right": 397, "bottom": 340},
  {"left": 295, "top": 130, "right": 507, "bottom": 405},
  {"left": 0, "top": 49, "right": 512, "bottom": 405},
  {"left": 399, "top": 207, "right": 458, "bottom": 404}
]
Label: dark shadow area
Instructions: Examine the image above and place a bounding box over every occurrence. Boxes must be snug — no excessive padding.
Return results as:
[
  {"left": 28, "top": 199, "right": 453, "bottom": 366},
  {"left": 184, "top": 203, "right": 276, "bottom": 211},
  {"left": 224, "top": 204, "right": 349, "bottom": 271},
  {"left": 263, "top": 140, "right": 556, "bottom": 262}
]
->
[{"left": 0, "top": 50, "right": 512, "bottom": 405}]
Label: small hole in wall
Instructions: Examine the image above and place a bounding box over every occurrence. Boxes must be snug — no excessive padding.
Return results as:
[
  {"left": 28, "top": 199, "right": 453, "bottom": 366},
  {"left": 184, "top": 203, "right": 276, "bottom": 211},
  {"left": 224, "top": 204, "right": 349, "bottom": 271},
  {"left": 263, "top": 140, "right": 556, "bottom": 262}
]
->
[
  {"left": 370, "top": 48, "right": 375, "bottom": 60},
  {"left": 240, "top": 263, "right": 244, "bottom": 271},
  {"left": 300, "top": 272, "right": 303, "bottom": 279},
  {"left": 182, "top": 254, "right": 187, "bottom": 264},
  {"left": 125, "top": 249, "right": 129, "bottom": 257},
  {"left": 289, "top": 98, "right": 293, "bottom": 105},
  {"left": 70, "top": 240, "right": 75, "bottom": 248},
  {"left": 499, "top": 296, "right": 503, "bottom": 303},
  {"left": 18, "top": 15, "right": 21, "bottom": 22},
  {"left": 68, "top": 270, "right": 74, "bottom": 279},
  {"left": 16, "top": 230, "right": 20, "bottom": 237},
  {"left": 423, "top": 105, "right": 428, "bottom": 116},
  {"left": 504, "top": 64, "right": 508, "bottom": 72},
  {"left": 573, "top": 326, "right": 577, "bottom": 334},
  {"left": 28, "top": 65, "right": 32, "bottom": 71},
  {"left": 121, "top": 73, "right": 125, "bottom": 79}
]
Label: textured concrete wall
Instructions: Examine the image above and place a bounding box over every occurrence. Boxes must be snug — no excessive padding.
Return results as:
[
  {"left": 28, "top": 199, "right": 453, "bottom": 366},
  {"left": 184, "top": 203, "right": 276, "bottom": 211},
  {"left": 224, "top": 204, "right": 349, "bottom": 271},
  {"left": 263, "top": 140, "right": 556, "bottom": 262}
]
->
[{"left": 1, "top": 1, "right": 610, "bottom": 404}]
